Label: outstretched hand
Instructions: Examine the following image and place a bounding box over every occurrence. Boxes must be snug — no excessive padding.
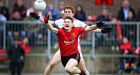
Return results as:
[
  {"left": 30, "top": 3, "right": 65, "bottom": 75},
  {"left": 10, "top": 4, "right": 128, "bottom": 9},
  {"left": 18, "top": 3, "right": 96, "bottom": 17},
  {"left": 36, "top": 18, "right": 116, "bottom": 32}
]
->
[
  {"left": 44, "top": 15, "right": 49, "bottom": 23},
  {"left": 96, "top": 21, "right": 112, "bottom": 33},
  {"left": 96, "top": 21, "right": 105, "bottom": 28},
  {"left": 30, "top": 12, "right": 40, "bottom": 20},
  {"left": 101, "top": 27, "right": 112, "bottom": 33}
]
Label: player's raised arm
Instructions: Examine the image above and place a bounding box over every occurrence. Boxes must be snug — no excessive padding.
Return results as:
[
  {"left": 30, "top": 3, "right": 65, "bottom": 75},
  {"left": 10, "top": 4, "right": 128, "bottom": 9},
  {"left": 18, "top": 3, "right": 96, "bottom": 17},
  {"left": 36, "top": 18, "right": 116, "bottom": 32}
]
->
[
  {"left": 85, "top": 24, "right": 97, "bottom": 32},
  {"left": 85, "top": 21, "right": 104, "bottom": 32},
  {"left": 30, "top": 12, "right": 43, "bottom": 22},
  {"left": 44, "top": 16, "right": 58, "bottom": 34},
  {"left": 30, "top": 12, "right": 55, "bottom": 24},
  {"left": 30, "top": 12, "right": 58, "bottom": 33},
  {"left": 85, "top": 22, "right": 112, "bottom": 33}
]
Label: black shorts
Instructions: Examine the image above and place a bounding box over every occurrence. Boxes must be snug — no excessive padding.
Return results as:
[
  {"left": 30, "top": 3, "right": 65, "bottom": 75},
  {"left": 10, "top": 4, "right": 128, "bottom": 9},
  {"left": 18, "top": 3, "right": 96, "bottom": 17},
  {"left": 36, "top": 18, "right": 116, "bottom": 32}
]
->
[{"left": 61, "top": 53, "right": 80, "bottom": 67}]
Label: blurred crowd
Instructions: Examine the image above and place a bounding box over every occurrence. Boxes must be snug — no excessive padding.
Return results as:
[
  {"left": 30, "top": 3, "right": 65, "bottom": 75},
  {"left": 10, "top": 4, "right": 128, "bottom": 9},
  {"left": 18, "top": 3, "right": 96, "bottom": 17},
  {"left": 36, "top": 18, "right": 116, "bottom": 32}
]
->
[{"left": 0, "top": 0, "right": 140, "bottom": 22}]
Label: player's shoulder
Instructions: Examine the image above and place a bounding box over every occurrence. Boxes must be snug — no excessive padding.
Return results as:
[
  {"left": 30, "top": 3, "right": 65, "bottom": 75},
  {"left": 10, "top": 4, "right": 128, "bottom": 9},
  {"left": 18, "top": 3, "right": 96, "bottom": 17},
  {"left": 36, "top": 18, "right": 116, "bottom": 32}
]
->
[
  {"left": 55, "top": 18, "right": 64, "bottom": 22},
  {"left": 73, "top": 18, "right": 86, "bottom": 25},
  {"left": 55, "top": 19, "right": 64, "bottom": 25},
  {"left": 54, "top": 19, "right": 64, "bottom": 27},
  {"left": 73, "top": 18, "right": 84, "bottom": 23},
  {"left": 73, "top": 27, "right": 83, "bottom": 30},
  {"left": 73, "top": 18, "right": 87, "bottom": 27}
]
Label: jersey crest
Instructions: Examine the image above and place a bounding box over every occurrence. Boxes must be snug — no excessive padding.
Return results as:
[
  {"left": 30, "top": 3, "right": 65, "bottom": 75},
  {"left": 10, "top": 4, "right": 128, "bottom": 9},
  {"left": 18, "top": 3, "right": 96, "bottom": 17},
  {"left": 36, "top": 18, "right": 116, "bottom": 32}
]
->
[{"left": 72, "top": 32, "right": 76, "bottom": 37}]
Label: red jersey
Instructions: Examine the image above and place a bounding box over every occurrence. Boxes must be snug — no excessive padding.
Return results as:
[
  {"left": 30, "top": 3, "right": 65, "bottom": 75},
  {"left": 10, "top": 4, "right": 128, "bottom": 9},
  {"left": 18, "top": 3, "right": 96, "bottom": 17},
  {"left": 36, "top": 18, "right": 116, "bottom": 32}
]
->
[{"left": 57, "top": 27, "right": 85, "bottom": 56}]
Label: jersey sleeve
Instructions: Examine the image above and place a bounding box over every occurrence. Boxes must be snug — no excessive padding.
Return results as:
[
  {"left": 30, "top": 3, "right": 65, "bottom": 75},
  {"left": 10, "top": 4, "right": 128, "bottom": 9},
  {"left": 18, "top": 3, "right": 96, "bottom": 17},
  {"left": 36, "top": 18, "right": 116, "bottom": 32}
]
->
[
  {"left": 77, "top": 20, "right": 88, "bottom": 27},
  {"left": 54, "top": 20, "right": 58, "bottom": 27},
  {"left": 54, "top": 19, "right": 63, "bottom": 28},
  {"left": 76, "top": 27, "right": 85, "bottom": 35}
]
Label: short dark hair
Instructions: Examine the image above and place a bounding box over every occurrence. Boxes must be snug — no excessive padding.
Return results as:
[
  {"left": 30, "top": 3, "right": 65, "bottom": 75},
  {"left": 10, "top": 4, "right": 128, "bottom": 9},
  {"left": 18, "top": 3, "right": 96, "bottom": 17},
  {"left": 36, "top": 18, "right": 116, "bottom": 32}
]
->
[
  {"left": 64, "top": 6, "right": 75, "bottom": 13},
  {"left": 64, "top": 16, "right": 74, "bottom": 23}
]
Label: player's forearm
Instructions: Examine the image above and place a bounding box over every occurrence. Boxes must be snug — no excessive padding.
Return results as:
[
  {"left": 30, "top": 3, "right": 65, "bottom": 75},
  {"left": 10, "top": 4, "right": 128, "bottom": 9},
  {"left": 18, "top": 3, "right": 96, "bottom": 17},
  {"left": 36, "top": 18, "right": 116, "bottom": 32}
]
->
[
  {"left": 89, "top": 25, "right": 98, "bottom": 31},
  {"left": 38, "top": 17, "right": 44, "bottom": 23},
  {"left": 85, "top": 24, "right": 98, "bottom": 32},
  {"left": 93, "top": 28, "right": 102, "bottom": 32},
  {"left": 47, "top": 22, "right": 58, "bottom": 33},
  {"left": 43, "top": 16, "right": 58, "bottom": 33}
]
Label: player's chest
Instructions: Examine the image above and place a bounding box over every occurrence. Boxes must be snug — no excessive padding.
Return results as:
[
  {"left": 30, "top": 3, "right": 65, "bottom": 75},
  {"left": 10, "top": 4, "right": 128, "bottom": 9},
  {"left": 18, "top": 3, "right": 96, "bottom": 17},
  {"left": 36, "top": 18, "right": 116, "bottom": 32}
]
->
[{"left": 61, "top": 31, "right": 77, "bottom": 41}]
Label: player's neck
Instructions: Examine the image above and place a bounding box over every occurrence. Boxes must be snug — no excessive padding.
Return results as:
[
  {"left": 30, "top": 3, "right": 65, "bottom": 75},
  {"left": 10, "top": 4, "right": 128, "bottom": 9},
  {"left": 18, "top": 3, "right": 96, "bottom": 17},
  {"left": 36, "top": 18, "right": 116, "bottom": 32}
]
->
[{"left": 65, "top": 28, "right": 72, "bottom": 32}]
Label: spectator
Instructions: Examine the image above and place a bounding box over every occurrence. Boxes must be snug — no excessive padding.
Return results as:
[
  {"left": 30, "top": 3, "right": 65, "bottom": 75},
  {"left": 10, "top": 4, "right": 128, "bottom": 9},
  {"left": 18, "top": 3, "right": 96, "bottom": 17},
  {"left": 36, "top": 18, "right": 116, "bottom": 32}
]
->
[
  {"left": 58, "top": 1, "right": 65, "bottom": 11},
  {"left": 8, "top": 31, "right": 20, "bottom": 45},
  {"left": 126, "top": 11, "right": 136, "bottom": 21},
  {"left": 10, "top": 11, "right": 22, "bottom": 34},
  {"left": 117, "top": 0, "right": 136, "bottom": 21},
  {"left": 60, "top": 10, "right": 65, "bottom": 19},
  {"left": 125, "top": 11, "right": 136, "bottom": 48},
  {"left": 0, "top": 0, "right": 9, "bottom": 20},
  {"left": 119, "top": 37, "right": 135, "bottom": 73},
  {"left": 74, "top": 4, "right": 87, "bottom": 21},
  {"left": 95, "top": 8, "right": 111, "bottom": 48},
  {"left": 96, "top": 8, "right": 111, "bottom": 21},
  {"left": 87, "top": 15, "right": 97, "bottom": 22},
  {"left": 7, "top": 39, "right": 25, "bottom": 75},
  {"left": 45, "top": 4, "right": 59, "bottom": 47},
  {"left": 58, "top": 1, "right": 65, "bottom": 14},
  {"left": 8, "top": 11, "right": 27, "bottom": 45},
  {"left": 18, "top": 37, "right": 30, "bottom": 55},
  {"left": 11, "top": 11, "right": 22, "bottom": 21},
  {"left": 45, "top": 4, "right": 60, "bottom": 20},
  {"left": 57, "top": 1, "right": 65, "bottom": 19},
  {"left": 120, "top": 37, "right": 133, "bottom": 54},
  {"left": 127, "top": 11, "right": 137, "bottom": 48},
  {"left": 0, "top": 13, "right": 7, "bottom": 21},
  {"left": 13, "top": 0, "right": 26, "bottom": 20}
]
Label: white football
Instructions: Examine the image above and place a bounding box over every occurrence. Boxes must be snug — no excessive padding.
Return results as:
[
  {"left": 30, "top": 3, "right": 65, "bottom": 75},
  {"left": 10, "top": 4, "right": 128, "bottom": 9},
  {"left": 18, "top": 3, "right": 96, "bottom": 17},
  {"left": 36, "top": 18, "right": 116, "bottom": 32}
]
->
[{"left": 34, "top": 0, "right": 46, "bottom": 11}]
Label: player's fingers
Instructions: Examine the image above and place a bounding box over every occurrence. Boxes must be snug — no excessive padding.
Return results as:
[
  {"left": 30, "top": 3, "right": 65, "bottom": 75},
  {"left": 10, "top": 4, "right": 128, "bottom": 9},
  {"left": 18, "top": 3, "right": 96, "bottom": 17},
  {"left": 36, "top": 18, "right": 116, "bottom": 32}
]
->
[
  {"left": 96, "top": 21, "right": 105, "bottom": 28},
  {"left": 44, "top": 16, "right": 49, "bottom": 23}
]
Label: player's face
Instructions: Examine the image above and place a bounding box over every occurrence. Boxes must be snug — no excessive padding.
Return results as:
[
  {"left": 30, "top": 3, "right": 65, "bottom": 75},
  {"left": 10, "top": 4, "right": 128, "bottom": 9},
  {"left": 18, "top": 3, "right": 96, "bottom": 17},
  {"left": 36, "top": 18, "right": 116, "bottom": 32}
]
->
[
  {"left": 64, "top": 9, "right": 74, "bottom": 17},
  {"left": 64, "top": 19, "right": 73, "bottom": 31}
]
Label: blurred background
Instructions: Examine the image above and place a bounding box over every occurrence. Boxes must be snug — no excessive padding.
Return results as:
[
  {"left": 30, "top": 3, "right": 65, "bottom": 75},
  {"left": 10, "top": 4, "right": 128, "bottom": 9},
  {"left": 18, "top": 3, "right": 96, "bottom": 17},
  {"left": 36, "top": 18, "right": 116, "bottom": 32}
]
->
[{"left": 0, "top": 0, "right": 140, "bottom": 75}]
